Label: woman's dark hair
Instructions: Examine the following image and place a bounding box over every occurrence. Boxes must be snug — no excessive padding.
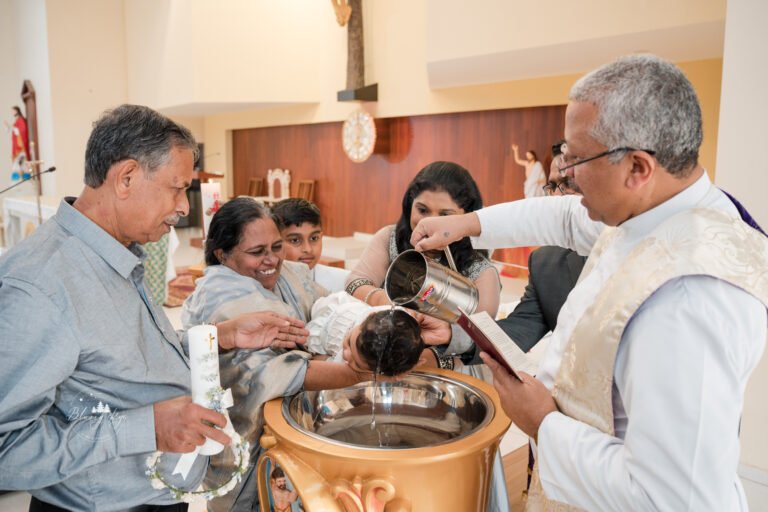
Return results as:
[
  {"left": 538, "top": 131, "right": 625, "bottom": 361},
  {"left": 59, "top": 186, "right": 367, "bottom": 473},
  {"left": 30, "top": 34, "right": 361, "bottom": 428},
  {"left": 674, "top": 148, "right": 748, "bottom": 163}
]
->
[
  {"left": 394, "top": 161, "right": 487, "bottom": 273},
  {"left": 12, "top": 106, "right": 23, "bottom": 118},
  {"left": 527, "top": 150, "right": 539, "bottom": 162},
  {"left": 204, "top": 197, "right": 276, "bottom": 266},
  {"left": 357, "top": 310, "right": 423, "bottom": 376}
]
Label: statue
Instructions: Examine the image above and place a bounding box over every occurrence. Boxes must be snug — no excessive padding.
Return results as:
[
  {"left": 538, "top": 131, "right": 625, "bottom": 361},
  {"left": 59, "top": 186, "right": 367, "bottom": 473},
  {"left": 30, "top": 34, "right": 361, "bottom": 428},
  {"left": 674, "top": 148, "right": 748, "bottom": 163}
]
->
[
  {"left": 331, "top": 0, "right": 352, "bottom": 26},
  {"left": 5, "top": 105, "right": 30, "bottom": 181}
]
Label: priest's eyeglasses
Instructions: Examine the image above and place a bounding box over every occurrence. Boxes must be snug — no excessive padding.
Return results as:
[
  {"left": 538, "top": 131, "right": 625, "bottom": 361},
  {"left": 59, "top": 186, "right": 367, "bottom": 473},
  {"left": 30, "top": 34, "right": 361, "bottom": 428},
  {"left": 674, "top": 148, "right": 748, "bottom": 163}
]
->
[{"left": 558, "top": 143, "right": 655, "bottom": 175}]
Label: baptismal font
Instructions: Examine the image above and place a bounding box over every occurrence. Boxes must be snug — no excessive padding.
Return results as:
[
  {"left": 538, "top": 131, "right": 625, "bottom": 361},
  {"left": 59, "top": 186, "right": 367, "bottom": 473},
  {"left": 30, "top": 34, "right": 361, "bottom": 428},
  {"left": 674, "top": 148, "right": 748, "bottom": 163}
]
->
[{"left": 257, "top": 254, "right": 510, "bottom": 511}]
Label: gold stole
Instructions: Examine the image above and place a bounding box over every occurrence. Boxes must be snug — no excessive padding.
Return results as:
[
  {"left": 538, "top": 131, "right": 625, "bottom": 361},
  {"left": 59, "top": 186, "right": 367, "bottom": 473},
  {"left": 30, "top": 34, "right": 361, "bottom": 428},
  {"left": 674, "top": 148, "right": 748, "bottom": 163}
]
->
[{"left": 526, "top": 208, "right": 768, "bottom": 511}]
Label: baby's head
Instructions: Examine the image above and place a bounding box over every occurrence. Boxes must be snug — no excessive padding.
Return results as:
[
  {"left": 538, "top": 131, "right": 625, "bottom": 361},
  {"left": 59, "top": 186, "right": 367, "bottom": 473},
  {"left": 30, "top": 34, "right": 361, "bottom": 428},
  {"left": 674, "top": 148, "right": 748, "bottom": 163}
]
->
[{"left": 342, "top": 309, "right": 424, "bottom": 376}]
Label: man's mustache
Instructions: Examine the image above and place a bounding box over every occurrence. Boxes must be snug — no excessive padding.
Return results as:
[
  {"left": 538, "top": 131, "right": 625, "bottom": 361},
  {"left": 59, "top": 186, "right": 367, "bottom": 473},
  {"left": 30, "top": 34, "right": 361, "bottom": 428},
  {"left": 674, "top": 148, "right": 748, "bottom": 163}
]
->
[{"left": 165, "top": 213, "right": 182, "bottom": 225}]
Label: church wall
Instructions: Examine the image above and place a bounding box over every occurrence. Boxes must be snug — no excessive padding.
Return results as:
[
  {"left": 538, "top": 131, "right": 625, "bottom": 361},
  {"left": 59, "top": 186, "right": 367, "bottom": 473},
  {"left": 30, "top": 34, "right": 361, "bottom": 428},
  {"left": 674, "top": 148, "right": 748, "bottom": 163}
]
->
[
  {"left": 199, "top": 1, "right": 722, "bottom": 202},
  {"left": 6, "top": 1, "right": 723, "bottom": 208},
  {"left": 0, "top": 0, "right": 20, "bottom": 195},
  {"left": 425, "top": 0, "right": 725, "bottom": 66},
  {"left": 223, "top": 56, "right": 720, "bottom": 238},
  {"left": 123, "top": 0, "right": 333, "bottom": 111},
  {"left": 231, "top": 105, "right": 566, "bottom": 236},
  {"left": 170, "top": 115, "right": 205, "bottom": 144},
  {"left": 123, "top": 0, "right": 196, "bottom": 113},
  {"left": 187, "top": 1, "right": 329, "bottom": 105},
  {"left": 11, "top": 0, "right": 55, "bottom": 197},
  {"left": 44, "top": 0, "right": 128, "bottom": 198}
]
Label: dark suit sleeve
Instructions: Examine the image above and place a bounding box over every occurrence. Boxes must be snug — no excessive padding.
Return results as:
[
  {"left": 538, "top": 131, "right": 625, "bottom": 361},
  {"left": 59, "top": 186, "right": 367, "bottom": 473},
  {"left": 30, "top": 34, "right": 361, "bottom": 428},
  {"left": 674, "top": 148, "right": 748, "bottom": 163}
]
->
[
  {"left": 495, "top": 278, "right": 550, "bottom": 352},
  {"left": 461, "top": 252, "right": 549, "bottom": 365},
  {"left": 461, "top": 246, "right": 585, "bottom": 365}
]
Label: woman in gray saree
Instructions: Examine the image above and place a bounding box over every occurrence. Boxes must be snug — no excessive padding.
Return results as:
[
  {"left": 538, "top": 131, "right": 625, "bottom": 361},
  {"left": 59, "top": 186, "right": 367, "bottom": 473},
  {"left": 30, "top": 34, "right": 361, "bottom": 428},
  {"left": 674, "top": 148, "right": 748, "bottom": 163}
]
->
[{"left": 182, "top": 198, "right": 367, "bottom": 512}]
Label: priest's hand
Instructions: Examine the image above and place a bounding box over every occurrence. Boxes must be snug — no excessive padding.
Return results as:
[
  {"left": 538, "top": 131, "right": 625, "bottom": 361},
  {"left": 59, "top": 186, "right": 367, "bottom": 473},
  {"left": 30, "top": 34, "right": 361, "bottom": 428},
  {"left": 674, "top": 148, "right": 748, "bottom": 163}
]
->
[
  {"left": 216, "top": 311, "right": 309, "bottom": 351},
  {"left": 153, "top": 396, "right": 230, "bottom": 453},
  {"left": 409, "top": 311, "right": 451, "bottom": 345},
  {"left": 410, "top": 212, "right": 482, "bottom": 252},
  {"left": 480, "top": 352, "right": 558, "bottom": 440}
]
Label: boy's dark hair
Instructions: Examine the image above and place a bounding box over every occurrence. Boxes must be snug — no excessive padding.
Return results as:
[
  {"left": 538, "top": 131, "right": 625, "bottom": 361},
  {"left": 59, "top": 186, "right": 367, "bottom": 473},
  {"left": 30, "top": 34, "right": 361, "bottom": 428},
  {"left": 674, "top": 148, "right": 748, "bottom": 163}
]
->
[
  {"left": 357, "top": 309, "right": 424, "bottom": 376},
  {"left": 272, "top": 198, "right": 322, "bottom": 229}
]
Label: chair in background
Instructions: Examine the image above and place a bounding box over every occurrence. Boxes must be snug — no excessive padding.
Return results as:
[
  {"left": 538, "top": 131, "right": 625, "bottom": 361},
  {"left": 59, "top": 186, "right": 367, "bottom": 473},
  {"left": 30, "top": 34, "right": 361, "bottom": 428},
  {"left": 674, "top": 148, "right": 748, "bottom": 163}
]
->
[
  {"left": 296, "top": 180, "right": 316, "bottom": 202},
  {"left": 266, "top": 168, "right": 291, "bottom": 201},
  {"left": 248, "top": 177, "right": 264, "bottom": 197},
  {"left": 244, "top": 169, "right": 291, "bottom": 206}
]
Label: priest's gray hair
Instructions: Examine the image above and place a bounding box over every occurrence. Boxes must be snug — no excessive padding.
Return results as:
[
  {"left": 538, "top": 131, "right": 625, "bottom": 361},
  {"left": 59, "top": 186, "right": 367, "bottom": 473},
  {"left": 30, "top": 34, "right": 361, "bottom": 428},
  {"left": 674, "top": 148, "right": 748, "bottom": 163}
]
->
[
  {"left": 569, "top": 54, "right": 702, "bottom": 177},
  {"left": 84, "top": 104, "right": 198, "bottom": 187}
]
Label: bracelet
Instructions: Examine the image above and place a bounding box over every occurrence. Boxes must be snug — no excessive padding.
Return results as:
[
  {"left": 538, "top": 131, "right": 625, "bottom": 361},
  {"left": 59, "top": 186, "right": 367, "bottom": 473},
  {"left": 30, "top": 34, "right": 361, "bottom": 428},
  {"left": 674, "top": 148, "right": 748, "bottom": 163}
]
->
[
  {"left": 429, "top": 347, "right": 455, "bottom": 371},
  {"left": 428, "top": 347, "right": 441, "bottom": 367},
  {"left": 345, "top": 278, "right": 375, "bottom": 296},
  {"left": 363, "top": 287, "right": 382, "bottom": 305}
]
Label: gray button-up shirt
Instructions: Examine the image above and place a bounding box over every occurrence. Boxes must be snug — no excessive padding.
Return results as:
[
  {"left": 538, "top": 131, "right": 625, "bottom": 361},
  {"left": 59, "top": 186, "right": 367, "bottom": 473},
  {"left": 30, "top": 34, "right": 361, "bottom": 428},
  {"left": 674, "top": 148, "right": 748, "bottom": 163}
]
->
[{"left": 0, "top": 199, "right": 206, "bottom": 511}]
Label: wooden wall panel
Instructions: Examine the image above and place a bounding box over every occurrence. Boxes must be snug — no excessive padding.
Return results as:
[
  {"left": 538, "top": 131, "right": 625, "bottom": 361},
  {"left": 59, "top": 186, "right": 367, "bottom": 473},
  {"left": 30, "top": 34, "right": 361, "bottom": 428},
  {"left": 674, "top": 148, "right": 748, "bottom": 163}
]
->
[{"left": 233, "top": 105, "right": 566, "bottom": 236}]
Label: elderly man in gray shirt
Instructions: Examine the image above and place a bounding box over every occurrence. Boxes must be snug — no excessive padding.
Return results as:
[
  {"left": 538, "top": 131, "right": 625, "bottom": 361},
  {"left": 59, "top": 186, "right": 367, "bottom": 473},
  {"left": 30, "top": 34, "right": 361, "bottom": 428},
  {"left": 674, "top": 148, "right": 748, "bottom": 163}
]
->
[{"left": 0, "top": 105, "right": 307, "bottom": 511}]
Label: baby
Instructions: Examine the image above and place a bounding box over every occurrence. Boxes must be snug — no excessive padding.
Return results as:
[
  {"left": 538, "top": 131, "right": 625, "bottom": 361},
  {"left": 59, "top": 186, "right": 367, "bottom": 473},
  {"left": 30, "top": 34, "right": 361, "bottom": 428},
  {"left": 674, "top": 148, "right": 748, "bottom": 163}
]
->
[{"left": 307, "top": 292, "right": 424, "bottom": 376}]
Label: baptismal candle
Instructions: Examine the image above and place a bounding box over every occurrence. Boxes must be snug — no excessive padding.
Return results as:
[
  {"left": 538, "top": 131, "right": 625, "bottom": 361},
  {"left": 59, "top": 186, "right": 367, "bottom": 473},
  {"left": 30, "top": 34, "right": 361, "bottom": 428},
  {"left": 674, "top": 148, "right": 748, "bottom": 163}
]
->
[{"left": 188, "top": 324, "right": 224, "bottom": 456}]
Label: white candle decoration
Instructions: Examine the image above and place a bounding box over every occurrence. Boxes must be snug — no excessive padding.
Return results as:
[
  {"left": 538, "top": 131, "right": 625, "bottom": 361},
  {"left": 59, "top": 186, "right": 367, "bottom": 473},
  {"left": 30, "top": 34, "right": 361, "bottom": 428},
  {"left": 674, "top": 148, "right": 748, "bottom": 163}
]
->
[
  {"left": 188, "top": 324, "right": 224, "bottom": 456},
  {"left": 200, "top": 181, "right": 222, "bottom": 239}
]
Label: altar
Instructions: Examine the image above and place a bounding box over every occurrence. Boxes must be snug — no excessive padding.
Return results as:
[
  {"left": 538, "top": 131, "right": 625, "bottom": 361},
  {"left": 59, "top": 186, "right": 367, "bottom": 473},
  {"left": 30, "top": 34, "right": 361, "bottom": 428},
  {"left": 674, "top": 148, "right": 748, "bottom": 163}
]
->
[{"left": 2, "top": 195, "right": 59, "bottom": 249}]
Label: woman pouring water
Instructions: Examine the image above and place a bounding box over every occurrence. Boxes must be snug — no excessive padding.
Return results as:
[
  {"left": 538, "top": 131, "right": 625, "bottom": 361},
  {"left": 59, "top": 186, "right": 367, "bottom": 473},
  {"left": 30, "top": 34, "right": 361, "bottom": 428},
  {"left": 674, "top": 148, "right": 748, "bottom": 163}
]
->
[{"left": 344, "top": 162, "right": 509, "bottom": 512}]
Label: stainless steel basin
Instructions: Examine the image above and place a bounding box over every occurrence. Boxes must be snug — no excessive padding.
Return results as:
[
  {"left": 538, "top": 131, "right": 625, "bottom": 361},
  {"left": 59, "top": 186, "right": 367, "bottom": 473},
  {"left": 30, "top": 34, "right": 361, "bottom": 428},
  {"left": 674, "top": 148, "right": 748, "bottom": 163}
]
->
[{"left": 283, "top": 371, "right": 493, "bottom": 450}]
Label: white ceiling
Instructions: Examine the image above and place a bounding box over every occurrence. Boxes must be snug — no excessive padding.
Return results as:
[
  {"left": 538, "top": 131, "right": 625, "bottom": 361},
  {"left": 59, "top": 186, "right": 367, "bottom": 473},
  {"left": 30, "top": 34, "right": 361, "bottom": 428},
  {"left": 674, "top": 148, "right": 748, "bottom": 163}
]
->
[{"left": 427, "top": 20, "right": 725, "bottom": 89}]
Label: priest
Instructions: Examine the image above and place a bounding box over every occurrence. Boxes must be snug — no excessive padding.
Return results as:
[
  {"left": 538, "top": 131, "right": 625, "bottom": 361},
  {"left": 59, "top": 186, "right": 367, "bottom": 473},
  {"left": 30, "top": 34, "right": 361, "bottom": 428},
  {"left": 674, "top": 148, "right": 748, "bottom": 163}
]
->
[{"left": 411, "top": 54, "right": 768, "bottom": 511}]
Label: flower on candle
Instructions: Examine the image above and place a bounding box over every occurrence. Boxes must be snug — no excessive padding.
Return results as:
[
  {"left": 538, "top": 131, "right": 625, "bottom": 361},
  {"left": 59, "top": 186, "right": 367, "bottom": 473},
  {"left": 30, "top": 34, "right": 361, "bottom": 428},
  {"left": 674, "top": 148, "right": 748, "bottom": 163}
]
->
[
  {"left": 206, "top": 386, "right": 227, "bottom": 412},
  {"left": 144, "top": 432, "right": 250, "bottom": 502},
  {"left": 200, "top": 353, "right": 218, "bottom": 363}
]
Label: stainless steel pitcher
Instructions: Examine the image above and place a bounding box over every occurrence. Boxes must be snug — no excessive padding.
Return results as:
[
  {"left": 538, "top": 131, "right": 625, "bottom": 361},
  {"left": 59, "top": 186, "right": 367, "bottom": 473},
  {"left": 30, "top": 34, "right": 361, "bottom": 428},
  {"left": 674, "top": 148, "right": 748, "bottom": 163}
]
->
[{"left": 384, "top": 249, "right": 478, "bottom": 323}]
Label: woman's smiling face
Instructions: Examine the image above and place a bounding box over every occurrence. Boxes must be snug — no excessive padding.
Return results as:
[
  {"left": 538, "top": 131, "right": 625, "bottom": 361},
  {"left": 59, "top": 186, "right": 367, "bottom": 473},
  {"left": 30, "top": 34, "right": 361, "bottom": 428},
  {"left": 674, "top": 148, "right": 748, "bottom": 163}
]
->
[{"left": 220, "top": 217, "right": 284, "bottom": 290}]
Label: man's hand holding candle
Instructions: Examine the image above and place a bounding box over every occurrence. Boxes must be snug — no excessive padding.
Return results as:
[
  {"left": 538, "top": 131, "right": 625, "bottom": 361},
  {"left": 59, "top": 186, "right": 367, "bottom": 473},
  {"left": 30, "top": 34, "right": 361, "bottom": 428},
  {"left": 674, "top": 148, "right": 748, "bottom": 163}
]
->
[{"left": 153, "top": 396, "right": 231, "bottom": 453}]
